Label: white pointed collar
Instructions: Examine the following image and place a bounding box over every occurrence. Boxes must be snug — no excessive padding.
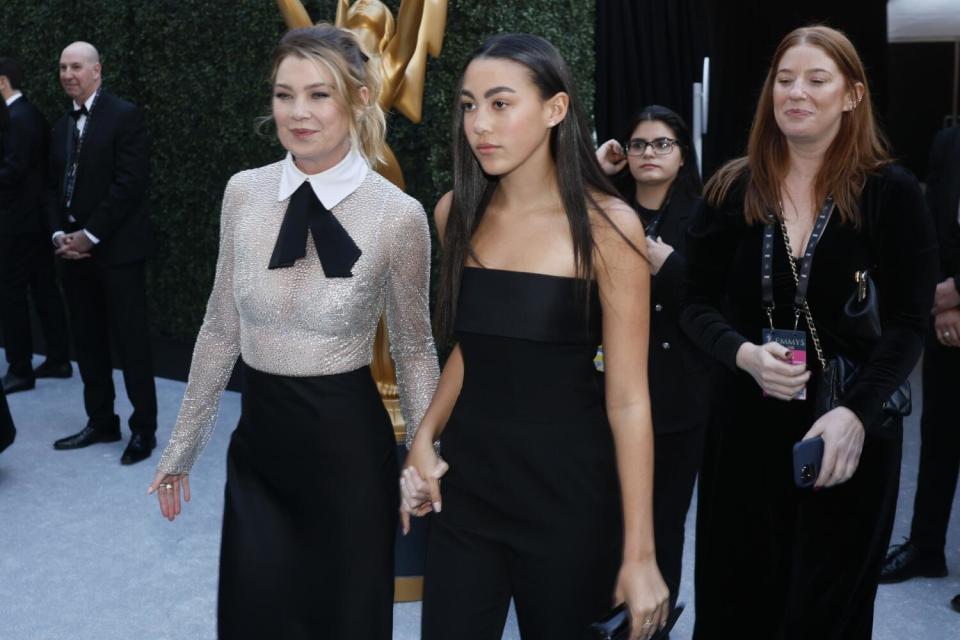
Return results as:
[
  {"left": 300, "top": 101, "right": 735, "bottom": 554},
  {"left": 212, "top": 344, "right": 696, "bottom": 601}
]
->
[
  {"left": 72, "top": 92, "right": 96, "bottom": 112},
  {"left": 277, "top": 147, "right": 369, "bottom": 208}
]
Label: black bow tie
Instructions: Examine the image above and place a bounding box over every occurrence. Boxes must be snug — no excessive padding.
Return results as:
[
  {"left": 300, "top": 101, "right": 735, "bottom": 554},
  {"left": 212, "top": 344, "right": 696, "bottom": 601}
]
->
[
  {"left": 70, "top": 105, "right": 89, "bottom": 120},
  {"left": 268, "top": 181, "right": 362, "bottom": 277}
]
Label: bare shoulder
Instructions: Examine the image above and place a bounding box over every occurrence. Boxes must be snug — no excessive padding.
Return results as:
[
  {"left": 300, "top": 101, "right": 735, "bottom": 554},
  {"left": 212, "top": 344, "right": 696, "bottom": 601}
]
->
[
  {"left": 434, "top": 191, "right": 454, "bottom": 244},
  {"left": 589, "top": 193, "right": 646, "bottom": 257}
]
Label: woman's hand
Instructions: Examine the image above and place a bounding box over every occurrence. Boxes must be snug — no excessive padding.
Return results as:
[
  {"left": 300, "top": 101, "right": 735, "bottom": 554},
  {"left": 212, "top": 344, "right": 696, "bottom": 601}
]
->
[
  {"left": 596, "top": 139, "right": 627, "bottom": 175},
  {"left": 399, "top": 436, "right": 449, "bottom": 534},
  {"left": 644, "top": 236, "right": 674, "bottom": 275},
  {"left": 802, "top": 406, "right": 865, "bottom": 488},
  {"left": 614, "top": 558, "right": 670, "bottom": 640},
  {"left": 735, "top": 341, "right": 810, "bottom": 400},
  {"left": 148, "top": 471, "right": 191, "bottom": 522},
  {"left": 934, "top": 308, "right": 960, "bottom": 347}
]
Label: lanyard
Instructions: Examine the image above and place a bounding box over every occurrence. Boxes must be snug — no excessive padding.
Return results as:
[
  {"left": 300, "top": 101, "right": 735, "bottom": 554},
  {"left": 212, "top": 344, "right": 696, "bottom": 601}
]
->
[
  {"left": 761, "top": 197, "right": 835, "bottom": 330},
  {"left": 641, "top": 190, "right": 673, "bottom": 238},
  {"left": 64, "top": 88, "right": 101, "bottom": 208}
]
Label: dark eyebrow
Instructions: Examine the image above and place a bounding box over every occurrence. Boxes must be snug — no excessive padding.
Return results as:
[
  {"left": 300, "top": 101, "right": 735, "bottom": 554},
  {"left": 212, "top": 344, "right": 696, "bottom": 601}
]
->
[
  {"left": 484, "top": 86, "right": 516, "bottom": 98},
  {"left": 460, "top": 86, "right": 517, "bottom": 99}
]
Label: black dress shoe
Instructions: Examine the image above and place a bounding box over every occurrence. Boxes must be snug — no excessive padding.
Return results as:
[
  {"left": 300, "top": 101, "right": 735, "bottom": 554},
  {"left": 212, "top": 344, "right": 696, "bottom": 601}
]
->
[
  {"left": 121, "top": 432, "right": 156, "bottom": 465},
  {"left": 951, "top": 594, "right": 960, "bottom": 613},
  {"left": 879, "top": 539, "right": 947, "bottom": 584},
  {"left": 2, "top": 372, "right": 35, "bottom": 394},
  {"left": 34, "top": 360, "right": 73, "bottom": 379},
  {"left": 53, "top": 426, "right": 122, "bottom": 450}
]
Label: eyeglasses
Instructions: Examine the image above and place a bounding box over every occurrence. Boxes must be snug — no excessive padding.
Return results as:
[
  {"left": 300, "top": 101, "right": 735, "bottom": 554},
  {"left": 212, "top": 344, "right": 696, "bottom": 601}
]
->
[{"left": 624, "top": 137, "right": 679, "bottom": 156}]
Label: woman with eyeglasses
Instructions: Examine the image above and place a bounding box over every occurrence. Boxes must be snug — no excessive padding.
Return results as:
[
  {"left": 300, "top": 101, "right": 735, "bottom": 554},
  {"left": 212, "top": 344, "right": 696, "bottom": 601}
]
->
[{"left": 596, "top": 105, "right": 713, "bottom": 612}]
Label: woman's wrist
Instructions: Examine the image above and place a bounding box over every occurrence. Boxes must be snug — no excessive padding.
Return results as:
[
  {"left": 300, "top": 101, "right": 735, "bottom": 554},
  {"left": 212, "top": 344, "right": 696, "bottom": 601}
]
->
[{"left": 735, "top": 341, "right": 757, "bottom": 371}]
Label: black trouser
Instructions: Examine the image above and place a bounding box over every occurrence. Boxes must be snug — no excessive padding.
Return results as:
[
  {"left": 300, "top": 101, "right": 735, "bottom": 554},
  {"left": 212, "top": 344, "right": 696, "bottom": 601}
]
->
[
  {"left": 653, "top": 427, "right": 706, "bottom": 609},
  {"left": 60, "top": 258, "right": 156, "bottom": 434},
  {"left": 0, "top": 232, "right": 70, "bottom": 376},
  {"left": 909, "top": 331, "right": 960, "bottom": 554}
]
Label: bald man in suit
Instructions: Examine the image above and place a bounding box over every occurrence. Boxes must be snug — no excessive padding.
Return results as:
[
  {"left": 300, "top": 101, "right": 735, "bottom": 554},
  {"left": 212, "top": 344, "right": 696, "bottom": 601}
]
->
[{"left": 46, "top": 42, "right": 157, "bottom": 465}]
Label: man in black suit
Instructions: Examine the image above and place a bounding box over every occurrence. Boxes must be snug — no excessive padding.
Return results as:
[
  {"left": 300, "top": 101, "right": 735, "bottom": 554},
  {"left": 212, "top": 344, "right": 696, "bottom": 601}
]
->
[
  {"left": 0, "top": 57, "right": 72, "bottom": 394},
  {"left": 46, "top": 42, "right": 157, "bottom": 465},
  {"left": 880, "top": 125, "right": 960, "bottom": 613}
]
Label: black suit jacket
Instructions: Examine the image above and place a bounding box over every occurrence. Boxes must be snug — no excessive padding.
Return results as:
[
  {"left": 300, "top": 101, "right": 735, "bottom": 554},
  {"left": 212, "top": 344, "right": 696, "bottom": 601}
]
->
[
  {"left": 926, "top": 126, "right": 960, "bottom": 287},
  {"left": 46, "top": 89, "right": 153, "bottom": 264},
  {"left": 0, "top": 96, "right": 49, "bottom": 235},
  {"left": 646, "top": 189, "right": 716, "bottom": 434}
]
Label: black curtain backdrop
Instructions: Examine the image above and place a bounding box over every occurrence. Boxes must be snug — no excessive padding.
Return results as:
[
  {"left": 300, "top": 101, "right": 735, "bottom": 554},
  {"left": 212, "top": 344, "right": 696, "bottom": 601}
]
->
[
  {"left": 595, "top": 0, "right": 888, "bottom": 178},
  {"left": 595, "top": 0, "right": 707, "bottom": 146}
]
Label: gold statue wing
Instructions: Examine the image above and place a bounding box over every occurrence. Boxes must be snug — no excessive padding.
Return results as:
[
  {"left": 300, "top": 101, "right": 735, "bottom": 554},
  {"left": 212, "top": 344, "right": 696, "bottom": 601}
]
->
[
  {"left": 381, "top": 0, "right": 425, "bottom": 96},
  {"left": 335, "top": 0, "right": 349, "bottom": 26},
  {"left": 276, "top": 0, "right": 313, "bottom": 29},
  {"left": 391, "top": 0, "right": 447, "bottom": 123}
]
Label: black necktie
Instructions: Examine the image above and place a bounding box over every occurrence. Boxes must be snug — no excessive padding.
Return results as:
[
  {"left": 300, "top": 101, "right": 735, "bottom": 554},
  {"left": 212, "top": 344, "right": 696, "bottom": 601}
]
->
[
  {"left": 268, "top": 181, "right": 362, "bottom": 277},
  {"left": 70, "top": 105, "right": 89, "bottom": 120}
]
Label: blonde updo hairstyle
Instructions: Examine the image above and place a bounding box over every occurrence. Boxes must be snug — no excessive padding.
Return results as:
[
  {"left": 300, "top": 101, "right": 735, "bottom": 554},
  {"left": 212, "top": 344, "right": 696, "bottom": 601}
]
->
[{"left": 270, "top": 24, "right": 386, "bottom": 165}]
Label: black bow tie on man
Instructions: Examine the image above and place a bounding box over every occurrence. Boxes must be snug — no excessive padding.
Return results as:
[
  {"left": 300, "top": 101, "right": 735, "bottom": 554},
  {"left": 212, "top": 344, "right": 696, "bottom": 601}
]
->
[
  {"left": 70, "top": 104, "right": 89, "bottom": 120},
  {"left": 268, "top": 180, "right": 362, "bottom": 277}
]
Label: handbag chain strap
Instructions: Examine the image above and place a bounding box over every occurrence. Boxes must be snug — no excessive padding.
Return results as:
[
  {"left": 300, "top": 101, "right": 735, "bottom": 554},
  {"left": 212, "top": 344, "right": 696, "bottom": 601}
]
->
[{"left": 777, "top": 214, "right": 828, "bottom": 370}]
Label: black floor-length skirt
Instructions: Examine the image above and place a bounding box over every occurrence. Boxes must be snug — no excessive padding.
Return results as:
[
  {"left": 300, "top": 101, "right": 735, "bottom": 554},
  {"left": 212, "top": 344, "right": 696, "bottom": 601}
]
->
[{"left": 217, "top": 363, "right": 398, "bottom": 640}]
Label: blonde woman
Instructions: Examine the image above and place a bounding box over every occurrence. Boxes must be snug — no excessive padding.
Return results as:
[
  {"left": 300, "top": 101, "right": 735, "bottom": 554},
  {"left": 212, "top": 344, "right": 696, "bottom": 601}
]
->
[{"left": 149, "top": 25, "right": 438, "bottom": 639}]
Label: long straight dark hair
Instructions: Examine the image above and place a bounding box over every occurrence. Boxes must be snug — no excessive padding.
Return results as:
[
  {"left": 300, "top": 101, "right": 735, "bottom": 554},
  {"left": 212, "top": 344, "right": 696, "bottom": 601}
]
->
[
  {"left": 435, "top": 33, "right": 623, "bottom": 344},
  {"left": 614, "top": 105, "right": 703, "bottom": 203}
]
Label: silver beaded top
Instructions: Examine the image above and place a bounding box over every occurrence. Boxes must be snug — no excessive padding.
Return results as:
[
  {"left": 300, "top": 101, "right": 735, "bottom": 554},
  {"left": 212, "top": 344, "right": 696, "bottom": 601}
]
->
[{"left": 156, "top": 161, "right": 439, "bottom": 474}]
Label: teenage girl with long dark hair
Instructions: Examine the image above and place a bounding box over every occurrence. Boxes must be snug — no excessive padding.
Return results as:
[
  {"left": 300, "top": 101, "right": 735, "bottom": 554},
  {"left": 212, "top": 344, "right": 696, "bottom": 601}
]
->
[{"left": 401, "top": 33, "right": 669, "bottom": 640}]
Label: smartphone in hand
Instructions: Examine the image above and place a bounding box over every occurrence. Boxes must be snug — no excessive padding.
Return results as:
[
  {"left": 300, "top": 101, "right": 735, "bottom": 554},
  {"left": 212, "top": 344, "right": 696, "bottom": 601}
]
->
[{"left": 793, "top": 437, "right": 824, "bottom": 488}]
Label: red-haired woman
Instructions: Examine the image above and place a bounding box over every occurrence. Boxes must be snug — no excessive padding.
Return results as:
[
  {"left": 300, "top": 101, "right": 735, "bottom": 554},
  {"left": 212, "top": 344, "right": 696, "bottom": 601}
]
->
[{"left": 680, "top": 26, "right": 937, "bottom": 639}]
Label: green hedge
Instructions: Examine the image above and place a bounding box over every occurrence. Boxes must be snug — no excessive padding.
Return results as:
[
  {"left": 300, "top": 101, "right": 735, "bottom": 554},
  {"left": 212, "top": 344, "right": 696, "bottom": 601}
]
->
[{"left": 1, "top": 1, "right": 594, "bottom": 339}]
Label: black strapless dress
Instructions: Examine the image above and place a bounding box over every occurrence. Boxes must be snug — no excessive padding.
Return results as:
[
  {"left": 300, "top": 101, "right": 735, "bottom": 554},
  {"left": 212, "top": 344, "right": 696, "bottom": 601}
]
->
[{"left": 422, "top": 267, "right": 623, "bottom": 640}]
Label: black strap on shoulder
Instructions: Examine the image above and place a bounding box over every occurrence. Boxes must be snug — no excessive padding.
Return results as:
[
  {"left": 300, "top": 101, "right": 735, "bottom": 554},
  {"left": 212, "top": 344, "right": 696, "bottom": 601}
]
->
[{"left": 761, "top": 197, "right": 835, "bottom": 324}]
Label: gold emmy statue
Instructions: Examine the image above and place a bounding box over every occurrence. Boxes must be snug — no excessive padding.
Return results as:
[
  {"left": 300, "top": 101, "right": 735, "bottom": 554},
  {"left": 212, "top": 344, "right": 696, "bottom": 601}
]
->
[{"left": 276, "top": 0, "right": 447, "bottom": 603}]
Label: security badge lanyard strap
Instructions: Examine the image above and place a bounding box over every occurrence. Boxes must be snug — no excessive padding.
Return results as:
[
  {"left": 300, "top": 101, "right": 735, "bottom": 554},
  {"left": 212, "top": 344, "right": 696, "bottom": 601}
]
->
[
  {"left": 642, "top": 189, "right": 673, "bottom": 239},
  {"left": 64, "top": 88, "right": 102, "bottom": 209},
  {"left": 760, "top": 197, "right": 835, "bottom": 338}
]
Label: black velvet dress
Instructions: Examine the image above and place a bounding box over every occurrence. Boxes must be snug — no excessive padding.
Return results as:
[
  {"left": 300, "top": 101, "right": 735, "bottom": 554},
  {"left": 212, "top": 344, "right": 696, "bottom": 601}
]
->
[
  {"left": 680, "top": 164, "right": 937, "bottom": 639},
  {"left": 422, "top": 267, "right": 623, "bottom": 640}
]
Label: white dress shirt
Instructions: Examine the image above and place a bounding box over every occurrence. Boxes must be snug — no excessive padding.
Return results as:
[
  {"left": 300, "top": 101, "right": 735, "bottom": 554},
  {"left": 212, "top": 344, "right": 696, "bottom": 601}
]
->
[{"left": 4, "top": 91, "right": 22, "bottom": 107}]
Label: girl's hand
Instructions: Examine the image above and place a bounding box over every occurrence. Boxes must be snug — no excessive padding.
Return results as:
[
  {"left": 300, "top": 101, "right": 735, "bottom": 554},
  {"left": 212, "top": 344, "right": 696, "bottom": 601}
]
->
[
  {"left": 399, "top": 436, "right": 449, "bottom": 534},
  {"left": 596, "top": 139, "right": 627, "bottom": 175},
  {"left": 614, "top": 558, "right": 670, "bottom": 640}
]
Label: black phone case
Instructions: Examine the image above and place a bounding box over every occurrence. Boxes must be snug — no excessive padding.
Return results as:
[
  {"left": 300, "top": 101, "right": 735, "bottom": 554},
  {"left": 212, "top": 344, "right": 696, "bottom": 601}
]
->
[
  {"left": 793, "top": 436, "right": 824, "bottom": 488},
  {"left": 588, "top": 602, "right": 685, "bottom": 640}
]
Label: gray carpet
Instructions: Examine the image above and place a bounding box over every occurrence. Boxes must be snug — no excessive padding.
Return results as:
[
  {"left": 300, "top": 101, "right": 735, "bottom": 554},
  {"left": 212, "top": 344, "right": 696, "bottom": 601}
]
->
[{"left": 0, "top": 353, "right": 957, "bottom": 639}]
